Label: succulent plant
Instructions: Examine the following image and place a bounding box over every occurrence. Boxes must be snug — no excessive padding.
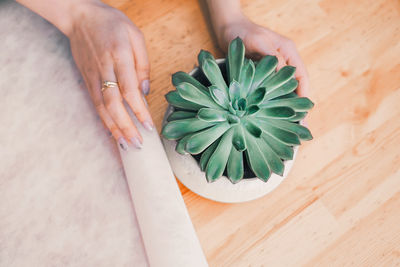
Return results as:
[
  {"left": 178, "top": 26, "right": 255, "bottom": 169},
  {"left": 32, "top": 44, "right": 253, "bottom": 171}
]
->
[{"left": 162, "top": 37, "right": 314, "bottom": 184}]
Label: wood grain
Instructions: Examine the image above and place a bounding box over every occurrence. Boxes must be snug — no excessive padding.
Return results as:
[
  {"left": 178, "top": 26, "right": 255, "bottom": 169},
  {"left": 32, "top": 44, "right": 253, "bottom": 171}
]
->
[{"left": 105, "top": 0, "right": 400, "bottom": 265}]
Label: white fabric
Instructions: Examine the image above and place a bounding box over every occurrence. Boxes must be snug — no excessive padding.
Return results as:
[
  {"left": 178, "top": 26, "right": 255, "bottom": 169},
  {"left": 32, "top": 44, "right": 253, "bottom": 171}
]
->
[{"left": 0, "top": 1, "right": 207, "bottom": 266}]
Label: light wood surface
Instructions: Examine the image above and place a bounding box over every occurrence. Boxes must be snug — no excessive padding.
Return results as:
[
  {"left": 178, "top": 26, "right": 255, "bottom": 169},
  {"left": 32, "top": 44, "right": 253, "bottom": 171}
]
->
[{"left": 107, "top": 0, "right": 400, "bottom": 266}]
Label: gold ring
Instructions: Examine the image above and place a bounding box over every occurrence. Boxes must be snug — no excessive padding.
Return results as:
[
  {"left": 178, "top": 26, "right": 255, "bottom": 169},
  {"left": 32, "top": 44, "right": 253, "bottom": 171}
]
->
[{"left": 101, "top": 81, "right": 119, "bottom": 92}]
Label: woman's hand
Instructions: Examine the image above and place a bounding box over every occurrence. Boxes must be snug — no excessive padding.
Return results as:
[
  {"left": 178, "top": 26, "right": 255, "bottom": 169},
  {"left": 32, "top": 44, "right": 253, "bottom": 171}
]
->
[
  {"left": 67, "top": 1, "right": 152, "bottom": 150},
  {"left": 216, "top": 16, "right": 310, "bottom": 97},
  {"left": 205, "top": 0, "right": 310, "bottom": 98},
  {"left": 17, "top": 0, "right": 153, "bottom": 150}
]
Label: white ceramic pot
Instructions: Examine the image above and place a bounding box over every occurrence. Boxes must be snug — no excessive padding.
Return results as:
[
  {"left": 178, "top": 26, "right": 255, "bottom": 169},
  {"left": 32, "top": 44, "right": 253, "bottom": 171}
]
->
[{"left": 161, "top": 59, "right": 299, "bottom": 203}]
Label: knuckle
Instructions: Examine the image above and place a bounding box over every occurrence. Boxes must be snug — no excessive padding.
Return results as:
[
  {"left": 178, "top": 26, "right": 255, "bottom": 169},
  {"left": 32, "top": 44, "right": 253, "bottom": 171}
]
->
[
  {"left": 133, "top": 29, "right": 144, "bottom": 39},
  {"left": 112, "top": 49, "right": 130, "bottom": 63},
  {"left": 110, "top": 39, "right": 129, "bottom": 53},
  {"left": 109, "top": 125, "right": 119, "bottom": 134},
  {"left": 136, "top": 64, "right": 150, "bottom": 74},
  {"left": 95, "top": 103, "right": 106, "bottom": 112},
  {"left": 100, "top": 53, "right": 113, "bottom": 66},
  {"left": 112, "top": 42, "right": 127, "bottom": 52},
  {"left": 122, "top": 90, "right": 136, "bottom": 99},
  {"left": 133, "top": 106, "right": 148, "bottom": 119},
  {"left": 104, "top": 98, "right": 121, "bottom": 111},
  {"left": 120, "top": 125, "right": 134, "bottom": 134},
  {"left": 130, "top": 29, "right": 145, "bottom": 42}
]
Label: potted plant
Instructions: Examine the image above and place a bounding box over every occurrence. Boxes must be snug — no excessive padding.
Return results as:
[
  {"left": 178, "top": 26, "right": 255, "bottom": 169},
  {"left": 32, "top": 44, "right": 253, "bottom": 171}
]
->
[{"left": 161, "top": 37, "right": 314, "bottom": 203}]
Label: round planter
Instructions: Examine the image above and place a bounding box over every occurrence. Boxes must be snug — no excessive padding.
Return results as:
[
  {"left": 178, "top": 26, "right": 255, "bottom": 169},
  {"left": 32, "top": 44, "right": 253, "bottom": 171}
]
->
[{"left": 161, "top": 59, "right": 299, "bottom": 203}]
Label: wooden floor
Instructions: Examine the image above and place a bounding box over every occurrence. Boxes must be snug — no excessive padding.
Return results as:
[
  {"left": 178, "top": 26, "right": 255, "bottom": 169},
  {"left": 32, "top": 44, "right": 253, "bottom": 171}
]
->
[{"left": 106, "top": 0, "right": 400, "bottom": 266}]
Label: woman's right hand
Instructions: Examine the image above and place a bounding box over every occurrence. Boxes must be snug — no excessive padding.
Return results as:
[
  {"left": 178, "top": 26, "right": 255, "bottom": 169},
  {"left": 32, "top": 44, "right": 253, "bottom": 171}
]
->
[{"left": 66, "top": 1, "right": 153, "bottom": 150}]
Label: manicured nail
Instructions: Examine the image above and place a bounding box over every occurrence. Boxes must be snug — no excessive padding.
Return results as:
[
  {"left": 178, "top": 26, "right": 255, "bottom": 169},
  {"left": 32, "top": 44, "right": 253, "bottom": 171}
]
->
[
  {"left": 143, "top": 121, "right": 153, "bottom": 131},
  {"left": 141, "top": 80, "right": 150, "bottom": 95},
  {"left": 130, "top": 137, "right": 143, "bottom": 149},
  {"left": 118, "top": 137, "right": 128, "bottom": 151},
  {"left": 142, "top": 94, "right": 149, "bottom": 107}
]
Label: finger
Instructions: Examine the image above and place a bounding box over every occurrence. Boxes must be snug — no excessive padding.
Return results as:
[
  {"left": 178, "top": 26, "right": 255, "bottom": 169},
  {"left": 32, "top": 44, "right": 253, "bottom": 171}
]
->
[
  {"left": 274, "top": 51, "right": 286, "bottom": 71},
  {"left": 279, "top": 42, "right": 310, "bottom": 97},
  {"left": 96, "top": 104, "right": 128, "bottom": 150},
  {"left": 129, "top": 30, "right": 150, "bottom": 95},
  {"left": 113, "top": 51, "right": 154, "bottom": 132},
  {"left": 80, "top": 69, "right": 128, "bottom": 150},
  {"left": 101, "top": 63, "right": 143, "bottom": 148},
  {"left": 249, "top": 36, "right": 286, "bottom": 70}
]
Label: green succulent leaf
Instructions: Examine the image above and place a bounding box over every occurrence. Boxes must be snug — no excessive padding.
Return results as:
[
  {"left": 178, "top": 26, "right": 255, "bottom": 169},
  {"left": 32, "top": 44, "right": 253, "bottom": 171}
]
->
[
  {"left": 209, "top": 85, "right": 230, "bottom": 109},
  {"left": 227, "top": 114, "right": 240, "bottom": 124},
  {"left": 162, "top": 118, "right": 215, "bottom": 140},
  {"left": 232, "top": 99, "right": 239, "bottom": 110},
  {"left": 199, "top": 139, "right": 219, "bottom": 171},
  {"left": 163, "top": 37, "right": 314, "bottom": 183},
  {"left": 250, "top": 55, "right": 278, "bottom": 93},
  {"left": 261, "top": 133, "right": 294, "bottom": 160},
  {"left": 165, "top": 91, "right": 204, "bottom": 111},
  {"left": 256, "top": 107, "right": 295, "bottom": 119},
  {"left": 172, "top": 71, "right": 209, "bottom": 95},
  {"left": 186, "top": 122, "right": 231, "bottom": 154},
  {"left": 255, "top": 118, "right": 301, "bottom": 145},
  {"left": 286, "top": 112, "right": 307, "bottom": 122},
  {"left": 232, "top": 125, "right": 246, "bottom": 152},
  {"left": 198, "top": 49, "right": 215, "bottom": 68},
  {"left": 244, "top": 120, "right": 262, "bottom": 138},
  {"left": 236, "top": 110, "right": 246, "bottom": 117},
  {"left": 244, "top": 132, "right": 271, "bottom": 181},
  {"left": 197, "top": 108, "right": 228, "bottom": 122},
  {"left": 264, "top": 78, "right": 298, "bottom": 101},
  {"left": 260, "top": 97, "right": 315, "bottom": 112},
  {"left": 246, "top": 105, "right": 260, "bottom": 115},
  {"left": 167, "top": 111, "right": 196, "bottom": 121},
  {"left": 255, "top": 138, "right": 285, "bottom": 176},
  {"left": 237, "top": 98, "right": 247, "bottom": 110},
  {"left": 262, "top": 118, "right": 313, "bottom": 140},
  {"left": 228, "top": 37, "right": 245, "bottom": 83},
  {"left": 228, "top": 103, "right": 236, "bottom": 114},
  {"left": 229, "top": 80, "right": 242, "bottom": 103},
  {"left": 275, "top": 92, "right": 297, "bottom": 99},
  {"left": 202, "top": 58, "right": 228, "bottom": 94},
  {"left": 175, "top": 133, "right": 196, "bottom": 154},
  {"left": 177, "top": 82, "right": 221, "bottom": 109},
  {"left": 260, "top": 66, "right": 296, "bottom": 93},
  {"left": 239, "top": 59, "right": 255, "bottom": 97},
  {"left": 247, "top": 87, "right": 266, "bottom": 106},
  {"left": 206, "top": 128, "right": 234, "bottom": 182},
  {"left": 227, "top": 147, "right": 244, "bottom": 183}
]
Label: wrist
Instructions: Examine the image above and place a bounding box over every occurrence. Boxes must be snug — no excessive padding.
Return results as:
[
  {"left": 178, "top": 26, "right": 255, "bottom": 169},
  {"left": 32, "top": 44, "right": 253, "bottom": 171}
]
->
[
  {"left": 16, "top": 0, "right": 102, "bottom": 37},
  {"left": 216, "top": 13, "right": 250, "bottom": 51},
  {"left": 62, "top": 0, "right": 103, "bottom": 37},
  {"left": 214, "top": 10, "right": 245, "bottom": 38},
  {"left": 205, "top": 0, "right": 246, "bottom": 49}
]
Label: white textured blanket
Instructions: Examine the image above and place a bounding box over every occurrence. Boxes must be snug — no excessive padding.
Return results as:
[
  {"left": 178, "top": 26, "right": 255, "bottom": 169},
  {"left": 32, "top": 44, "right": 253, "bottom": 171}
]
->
[{"left": 0, "top": 1, "right": 206, "bottom": 266}]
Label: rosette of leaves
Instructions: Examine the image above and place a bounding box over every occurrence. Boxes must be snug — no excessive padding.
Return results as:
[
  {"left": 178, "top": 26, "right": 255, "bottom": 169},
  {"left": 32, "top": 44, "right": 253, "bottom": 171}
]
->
[{"left": 162, "top": 37, "right": 314, "bottom": 184}]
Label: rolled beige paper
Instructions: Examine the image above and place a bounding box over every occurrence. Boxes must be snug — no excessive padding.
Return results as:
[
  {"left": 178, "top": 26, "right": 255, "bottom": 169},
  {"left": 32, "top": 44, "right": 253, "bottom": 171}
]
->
[{"left": 118, "top": 118, "right": 208, "bottom": 267}]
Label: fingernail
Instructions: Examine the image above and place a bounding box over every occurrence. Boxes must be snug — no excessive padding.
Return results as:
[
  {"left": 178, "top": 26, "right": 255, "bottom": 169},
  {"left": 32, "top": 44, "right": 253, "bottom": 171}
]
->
[
  {"left": 130, "top": 137, "right": 143, "bottom": 149},
  {"left": 142, "top": 94, "right": 149, "bottom": 107},
  {"left": 118, "top": 137, "right": 128, "bottom": 151},
  {"left": 143, "top": 121, "right": 153, "bottom": 131},
  {"left": 141, "top": 80, "right": 150, "bottom": 95}
]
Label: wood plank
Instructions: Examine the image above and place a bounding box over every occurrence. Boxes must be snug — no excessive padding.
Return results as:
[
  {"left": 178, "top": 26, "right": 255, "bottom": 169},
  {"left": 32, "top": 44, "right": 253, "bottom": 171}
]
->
[{"left": 104, "top": 0, "right": 400, "bottom": 265}]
